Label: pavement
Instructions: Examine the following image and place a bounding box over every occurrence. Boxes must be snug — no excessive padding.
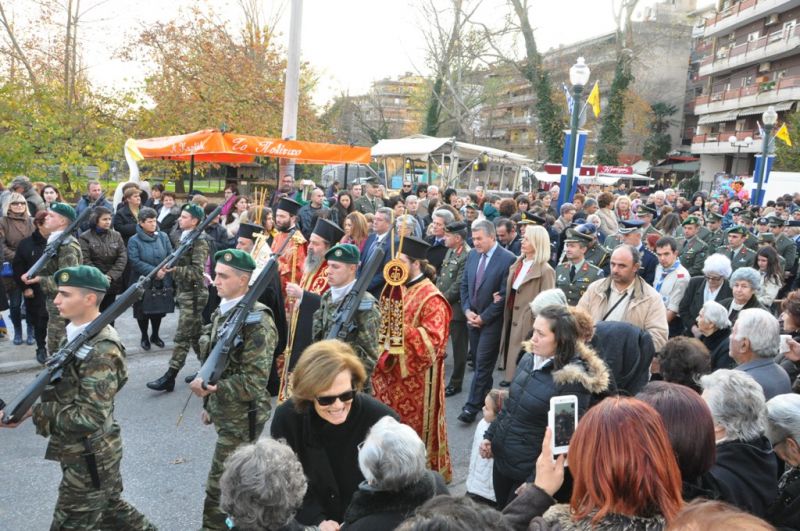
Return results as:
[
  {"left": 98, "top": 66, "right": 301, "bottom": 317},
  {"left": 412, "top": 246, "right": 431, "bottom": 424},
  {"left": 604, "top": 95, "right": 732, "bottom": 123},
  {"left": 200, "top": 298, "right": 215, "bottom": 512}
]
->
[{"left": 0, "top": 306, "right": 481, "bottom": 530}]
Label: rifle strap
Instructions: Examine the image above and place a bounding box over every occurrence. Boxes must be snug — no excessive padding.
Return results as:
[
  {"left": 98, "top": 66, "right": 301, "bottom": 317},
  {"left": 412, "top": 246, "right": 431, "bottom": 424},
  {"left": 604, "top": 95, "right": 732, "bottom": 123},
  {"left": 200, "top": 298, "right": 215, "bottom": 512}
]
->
[{"left": 82, "top": 437, "right": 101, "bottom": 489}]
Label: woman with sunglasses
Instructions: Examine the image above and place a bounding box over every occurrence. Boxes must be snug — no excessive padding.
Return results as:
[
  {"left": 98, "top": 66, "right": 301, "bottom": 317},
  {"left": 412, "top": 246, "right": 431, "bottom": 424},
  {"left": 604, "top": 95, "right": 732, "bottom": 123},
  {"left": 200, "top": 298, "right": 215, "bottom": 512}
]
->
[{"left": 270, "top": 339, "right": 398, "bottom": 529}]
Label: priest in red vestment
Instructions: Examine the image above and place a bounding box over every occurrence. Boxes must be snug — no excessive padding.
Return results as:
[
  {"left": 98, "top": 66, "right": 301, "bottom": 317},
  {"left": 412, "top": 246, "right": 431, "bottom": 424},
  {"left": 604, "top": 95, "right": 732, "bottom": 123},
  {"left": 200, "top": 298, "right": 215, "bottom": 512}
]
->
[
  {"left": 271, "top": 197, "right": 307, "bottom": 300},
  {"left": 372, "top": 235, "right": 453, "bottom": 482},
  {"left": 279, "top": 217, "right": 344, "bottom": 400}
]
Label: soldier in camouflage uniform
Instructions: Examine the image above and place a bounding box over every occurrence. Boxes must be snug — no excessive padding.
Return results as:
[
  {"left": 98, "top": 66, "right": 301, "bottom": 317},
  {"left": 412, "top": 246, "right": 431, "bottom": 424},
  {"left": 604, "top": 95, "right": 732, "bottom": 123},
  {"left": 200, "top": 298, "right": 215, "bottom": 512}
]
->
[
  {"left": 21, "top": 203, "right": 82, "bottom": 361},
  {"left": 189, "top": 250, "right": 277, "bottom": 530},
  {"left": 716, "top": 225, "right": 757, "bottom": 272},
  {"left": 1, "top": 266, "right": 154, "bottom": 530},
  {"left": 437, "top": 221, "right": 470, "bottom": 396},
  {"left": 703, "top": 211, "right": 726, "bottom": 251},
  {"left": 147, "top": 203, "right": 210, "bottom": 392},
  {"left": 556, "top": 228, "right": 604, "bottom": 306},
  {"left": 312, "top": 243, "right": 381, "bottom": 389},
  {"left": 677, "top": 216, "right": 708, "bottom": 277}
]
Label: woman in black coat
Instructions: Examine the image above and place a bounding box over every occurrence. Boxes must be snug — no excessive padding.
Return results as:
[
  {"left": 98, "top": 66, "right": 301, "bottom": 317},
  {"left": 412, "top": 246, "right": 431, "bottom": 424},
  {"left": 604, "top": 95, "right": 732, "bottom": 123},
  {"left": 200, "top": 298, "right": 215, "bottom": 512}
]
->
[
  {"left": 481, "top": 306, "right": 610, "bottom": 508},
  {"left": 678, "top": 268, "right": 732, "bottom": 337},
  {"left": 79, "top": 207, "right": 127, "bottom": 315},
  {"left": 696, "top": 300, "right": 734, "bottom": 371},
  {"left": 718, "top": 266, "right": 765, "bottom": 325},
  {"left": 270, "top": 341, "right": 398, "bottom": 526},
  {"left": 113, "top": 187, "right": 141, "bottom": 244},
  {"left": 11, "top": 211, "right": 49, "bottom": 363}
]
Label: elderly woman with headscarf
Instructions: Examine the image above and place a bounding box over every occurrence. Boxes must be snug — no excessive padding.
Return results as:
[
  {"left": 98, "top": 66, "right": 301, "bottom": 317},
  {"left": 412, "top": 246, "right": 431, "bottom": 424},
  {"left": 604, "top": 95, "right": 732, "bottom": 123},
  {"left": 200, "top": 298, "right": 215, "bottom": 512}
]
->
[
  {"left": 219, "top": 437, "right": 322, "bottom": 531},
  {"left": 695, "top": 300, "right": 734, "bottom": 371},
  {"left": 680, "top": 253, "right": 733, "bottom": 338},
  {"left": 341, "top": 416, "right": 449, "bottom": 530},
  {"left": 700, "top": 369, "right": 778, "bottom": 518},
  {"left": 717, "top": 267, "right": 765, "bottom": 324},
  {"left": 765, "top": 393, "right": 800, "bottom": 530}
]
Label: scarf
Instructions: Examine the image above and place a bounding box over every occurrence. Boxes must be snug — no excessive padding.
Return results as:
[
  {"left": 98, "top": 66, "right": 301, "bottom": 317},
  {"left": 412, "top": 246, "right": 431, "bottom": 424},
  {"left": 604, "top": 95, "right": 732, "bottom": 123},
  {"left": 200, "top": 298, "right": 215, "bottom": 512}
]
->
[{"left": 655, "top": 259, "right": 681, "bottom": 293}]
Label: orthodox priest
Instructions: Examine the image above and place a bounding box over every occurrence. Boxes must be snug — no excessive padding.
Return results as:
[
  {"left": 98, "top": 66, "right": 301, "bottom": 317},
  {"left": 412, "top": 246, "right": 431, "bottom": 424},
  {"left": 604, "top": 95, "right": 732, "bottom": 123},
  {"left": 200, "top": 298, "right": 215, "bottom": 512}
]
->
[
  {"left": 280, "top": 217, "right": 344, "bottom": 400},
  {"left": 371, "top": 235, "right": 453, "bottom": 482},
  {"left": 271, "top": 197, "right": 307, "bottom": 298}
]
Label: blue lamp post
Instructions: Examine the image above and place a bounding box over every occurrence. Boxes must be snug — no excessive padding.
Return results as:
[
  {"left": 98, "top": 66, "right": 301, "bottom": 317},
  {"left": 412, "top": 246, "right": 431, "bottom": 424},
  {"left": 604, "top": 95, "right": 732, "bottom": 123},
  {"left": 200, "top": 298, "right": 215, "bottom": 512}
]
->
[
  {"left": 755, "top": 105, "right": 777, "bottom": 208},
  {"left": 561, "top": 57, "right": 591, "bottom": 207}
]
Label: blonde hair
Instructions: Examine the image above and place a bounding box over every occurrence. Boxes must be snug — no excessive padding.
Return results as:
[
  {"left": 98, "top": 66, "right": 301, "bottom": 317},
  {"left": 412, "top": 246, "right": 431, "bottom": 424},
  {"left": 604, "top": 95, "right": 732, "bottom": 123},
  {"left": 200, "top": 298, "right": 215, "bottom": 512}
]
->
[
  {"left": 523, "top": 225, "right": 551, "bottom": 264},
  {"left": 2, "top": 192, "right": 29, "bottom": 217},
  {"left": 291, "top": 340, "right": 367, "bottom": 412}
]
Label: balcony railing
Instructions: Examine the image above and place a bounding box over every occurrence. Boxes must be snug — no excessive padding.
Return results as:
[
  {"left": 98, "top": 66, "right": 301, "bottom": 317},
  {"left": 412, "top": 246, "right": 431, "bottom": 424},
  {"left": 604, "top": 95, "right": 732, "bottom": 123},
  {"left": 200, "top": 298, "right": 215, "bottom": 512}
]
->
[
  {"left": 692, "top": 129, "right": 761, "bottom": 144},
  {"left": 706, "top": 0, "right": 761, "bottom": 28},
  {"left": 694, "top": 74, "right": 800, "bottom": 106},
  {"left": 698, "top": 25, "right": 800, "bottom": 75}
]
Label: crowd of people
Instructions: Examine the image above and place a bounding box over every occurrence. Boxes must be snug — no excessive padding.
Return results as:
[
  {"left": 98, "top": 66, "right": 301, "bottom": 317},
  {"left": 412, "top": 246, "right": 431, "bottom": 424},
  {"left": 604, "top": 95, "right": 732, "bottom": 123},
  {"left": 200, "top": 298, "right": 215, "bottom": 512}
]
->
[{"left": 1, "top": 172, "right": 800, "bottom": 531}]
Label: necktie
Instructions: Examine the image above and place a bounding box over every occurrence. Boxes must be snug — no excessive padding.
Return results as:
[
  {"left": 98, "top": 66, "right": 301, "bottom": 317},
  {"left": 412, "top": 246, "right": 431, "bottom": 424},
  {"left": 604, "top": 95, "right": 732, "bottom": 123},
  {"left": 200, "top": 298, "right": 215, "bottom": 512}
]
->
[
  {"left": 682, "top": 240, "right": 688, "bottom": 251},
  {"left": 474, "top": 253, "right": 488, "bottom": 297},
  {"left": 569, "top": 264, "right": 576, "bottom": 282}
]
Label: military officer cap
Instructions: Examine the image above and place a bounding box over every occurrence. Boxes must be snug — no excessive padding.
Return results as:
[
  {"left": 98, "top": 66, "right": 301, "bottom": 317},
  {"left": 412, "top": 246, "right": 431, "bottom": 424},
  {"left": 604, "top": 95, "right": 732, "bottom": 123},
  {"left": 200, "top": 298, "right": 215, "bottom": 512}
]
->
[
  {"left": 215, "top": 249, "right": 256, "bottom": 272},
  {"left": 739, "top": 211, "right": 754, "bottom": 223},
  {"left": 637, "top": 204, "right": 656, "bottom": 217},
  {"left": 276, "top": 197, "right": 302, "bottom": 216},
  {"left": 401, "top": 235, "right": 431, "bottom": 261},
  {"left": 55, "top": 265, "right": 109, "bottom": 292},
  {"left": 786, "top": 220, "right": 800, "bottom": 227},
  {"left": 729, "top": 206, "right": 743, "bottom": 215},
  {"left": 363, "top": 176, "right": 381, "bottom": 186},
  {"left": 521, "top": 211, "right": 547, "bottom": 226},
  {"left": 564, "top": 228, "right": 593, "bottom": 245},
  {"left": 237, "top": 222, "right": 263, "bottom": 241},
  {"left": 757, "top": 232, "right": 776, "bottom": 244},
  {"left": 682, "top": 216, "right": 700, "bottom": 226},
  {"left": 182, "top": 203, "right": 205, "bottom": 221},
  {"left": 576, "top": 223, "right": 598, "bottom": 236},
  {"left": 465, "top": 203, "right": 480, "bottom": 211},
  {"left": 325, "top": 243, "right": 360, "bottom": 264},
  {"left": 49, "top": 202, "right": 77, "bottom": 222},
  {"left": 706, "top": 211, "right": 723, "bottom": 222},
  {"left": 445, "top": 221, "right": 468, "bottom": 238},
  {"left": 312, "top": 218, "right": 345, "bottom": 244},
  {"left": 726, "top": 225, "right": 747, "bottom": 235},
  {"left": 618, "top": 218, "right": 645, "bottom": 234},
  {"left": 768, "top": 216, "right": 785, "bottom": 227},
  {"left": 756, "top": 217, "right": 770, "bottom": 226}
]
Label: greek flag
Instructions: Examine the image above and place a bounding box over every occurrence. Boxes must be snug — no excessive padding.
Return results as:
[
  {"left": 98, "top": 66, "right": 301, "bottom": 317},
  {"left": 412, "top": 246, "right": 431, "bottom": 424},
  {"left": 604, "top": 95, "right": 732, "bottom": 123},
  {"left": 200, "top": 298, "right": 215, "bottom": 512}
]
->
[
  {"left": 751, "top": 153, "right": 775, "bottom": 206},
  {"left": 558, "top": 129, "right": 589, "bottom": 209},
  {"left": 562, "top": 83, "right": 574, "bottom": 116}
]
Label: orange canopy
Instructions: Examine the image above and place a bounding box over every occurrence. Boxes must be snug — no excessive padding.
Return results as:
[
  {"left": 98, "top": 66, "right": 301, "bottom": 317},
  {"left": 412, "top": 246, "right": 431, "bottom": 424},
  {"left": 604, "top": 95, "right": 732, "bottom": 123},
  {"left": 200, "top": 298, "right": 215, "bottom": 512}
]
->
[{"left": 133, "top": 129, "right": 371, "bottom": 165}]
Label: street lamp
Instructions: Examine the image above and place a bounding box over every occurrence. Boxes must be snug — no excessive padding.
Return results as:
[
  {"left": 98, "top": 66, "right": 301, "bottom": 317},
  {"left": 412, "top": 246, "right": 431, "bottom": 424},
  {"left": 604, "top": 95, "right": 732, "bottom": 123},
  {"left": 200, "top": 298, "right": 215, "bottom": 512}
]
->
[
  {"left": 756, "top": 105, "right": 778, "bottom": 207},
  {"left": 728, "top": 134, "right": 753, "bottom": 176},
  {"left": 561, "top": 57, "right": 591, "bottom": 207}
]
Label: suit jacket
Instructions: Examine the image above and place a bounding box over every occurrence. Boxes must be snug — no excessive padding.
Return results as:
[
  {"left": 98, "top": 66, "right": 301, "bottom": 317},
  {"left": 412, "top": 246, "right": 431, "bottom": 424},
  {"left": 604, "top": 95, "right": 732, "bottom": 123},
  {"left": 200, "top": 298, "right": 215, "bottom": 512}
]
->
[
  {"left": 459, "top": 244, "right": 517, "bottom": 328},
  {"left": 359, "top": 232, "right": 393, "bottom": 298},
  {"left": 736, "top": 359, "right": 791, "bottom": 400},
  {"left": 679, "top": 277, "right": 733, "bottom": 336},
  {"left": 640, "top": 246, "right": 658, "bottom": 286}
]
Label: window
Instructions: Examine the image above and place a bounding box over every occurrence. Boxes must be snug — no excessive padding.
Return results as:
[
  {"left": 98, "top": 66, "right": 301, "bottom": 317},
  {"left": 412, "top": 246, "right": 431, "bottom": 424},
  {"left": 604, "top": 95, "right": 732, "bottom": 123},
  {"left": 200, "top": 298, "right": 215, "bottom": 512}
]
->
[{"left": 748, "top": 31, "right": 760, "bottom": 42}]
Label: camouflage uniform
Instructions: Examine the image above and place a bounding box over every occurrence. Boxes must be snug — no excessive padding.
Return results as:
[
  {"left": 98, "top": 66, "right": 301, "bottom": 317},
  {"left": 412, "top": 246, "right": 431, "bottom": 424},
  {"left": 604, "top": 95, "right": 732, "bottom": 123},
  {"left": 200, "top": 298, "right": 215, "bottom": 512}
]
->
[
  {"left": 198, "top": 301, "right": 277, "bottom": 530},
  {"left": 715, "top": 244, "right": 757, "bottom": 272},
  {"left": 584, "top": 242, "right": 609, "bottom": 269},
  {"left": 31, "top": 325, "right": 154, "bottom": 530},
  {"left": 436, "top": 243, "right": 470, "bottom": 390},
  {"left": 39, "top": 238, "right": 82, "bottom": 355},
  {"left": 168, "top": 236, "right": 210, "bottom": 372},
  {"left": 678, "top": 236, "right": 708, "bottom": 277},
  {"left": 313, "top": 288, "right": 381, "bottom": 389},
  {"left": 556, "top": 259, "right": 604, "bottom": 306}
]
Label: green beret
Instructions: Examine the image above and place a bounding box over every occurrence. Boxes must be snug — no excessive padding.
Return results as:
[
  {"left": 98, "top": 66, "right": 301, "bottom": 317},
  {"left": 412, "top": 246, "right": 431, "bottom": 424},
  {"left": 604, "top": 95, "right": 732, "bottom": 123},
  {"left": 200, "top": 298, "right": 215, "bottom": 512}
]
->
[
  {"left": 726, "top": 225, "right": 747, "bottom": 235},
  {"left": 325, "top": 243, "right": 360, "bottom": 264},
  {"left": 54, "top": 265, "right": 109, "bottom": 292},
  {"left": 182, "top": 203, "right": 205, "bottom": 221},
  {"left": 49, "top": 202, "right": 77, "bottom": 222},
  {"left": 215, "top": 249, "right": 256, "bottom": 272},
  {"left": 681, "top": 216, "right": 700, "bottom": 226}
]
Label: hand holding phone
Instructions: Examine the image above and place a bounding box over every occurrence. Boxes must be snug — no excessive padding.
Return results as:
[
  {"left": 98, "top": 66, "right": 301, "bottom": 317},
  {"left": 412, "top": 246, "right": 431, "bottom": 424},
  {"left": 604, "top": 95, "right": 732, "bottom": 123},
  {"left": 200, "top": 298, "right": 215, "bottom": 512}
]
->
[{"left": 549, "top": 395, "right": 578, "bottom": 456}]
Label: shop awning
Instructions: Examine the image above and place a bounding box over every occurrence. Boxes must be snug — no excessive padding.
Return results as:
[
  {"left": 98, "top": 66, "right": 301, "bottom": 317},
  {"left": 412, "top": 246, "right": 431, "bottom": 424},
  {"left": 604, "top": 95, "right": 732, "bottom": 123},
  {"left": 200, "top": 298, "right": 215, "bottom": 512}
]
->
[
  {"left": 697, "top": 110, "right": 739, "bottom": 125},
  {"left": 737, "top": 101, "right": 794, "bottom": 117}
]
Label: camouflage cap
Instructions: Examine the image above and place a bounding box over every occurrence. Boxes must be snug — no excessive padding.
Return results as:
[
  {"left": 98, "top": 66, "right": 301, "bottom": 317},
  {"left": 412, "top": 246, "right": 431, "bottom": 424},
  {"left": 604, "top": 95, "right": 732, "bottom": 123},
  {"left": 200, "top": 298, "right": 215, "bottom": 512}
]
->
[
  {"left": 326, "top": 243, "right": 360, "bottom": 264},
  {"left": 49, "top": 202, "right": 77, "bottom": 222},
  {"left": 215, "top": 249, "right": 256, "bottom": 272},
  {"left": 182, "top": 203, "right": 205, "bottom": 221},
  {"left": 55, "top": 265, "right": 109, "bottom": 292}
]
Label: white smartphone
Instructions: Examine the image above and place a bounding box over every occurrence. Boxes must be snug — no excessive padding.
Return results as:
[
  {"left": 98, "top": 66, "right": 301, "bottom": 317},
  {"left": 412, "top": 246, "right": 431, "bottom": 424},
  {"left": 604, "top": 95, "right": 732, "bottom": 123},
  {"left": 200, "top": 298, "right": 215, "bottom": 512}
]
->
[{"left": 549, "top": 395, "right": 579, "bottom": 456}]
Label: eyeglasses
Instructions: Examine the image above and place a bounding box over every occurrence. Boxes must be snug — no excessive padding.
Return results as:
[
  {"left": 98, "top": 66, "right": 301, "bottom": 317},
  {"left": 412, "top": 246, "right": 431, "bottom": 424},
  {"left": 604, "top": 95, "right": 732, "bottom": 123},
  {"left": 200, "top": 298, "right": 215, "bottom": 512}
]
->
[
  {"left": 403, "top": 184, "right": 412, "bottom": 188},
  {"left": 315, "top": 389, "right": 356, "bottom": 406},
  {"left": 10, "top": 201, "right": 25, "bottom": 205}
]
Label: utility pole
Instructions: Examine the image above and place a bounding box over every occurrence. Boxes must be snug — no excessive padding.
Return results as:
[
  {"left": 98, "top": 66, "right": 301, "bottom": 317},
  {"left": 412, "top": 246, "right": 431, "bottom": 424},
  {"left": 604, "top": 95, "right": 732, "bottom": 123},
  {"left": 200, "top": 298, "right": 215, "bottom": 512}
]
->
[{"left": 280, "top": 0, "right": 303, "bottom": 180}]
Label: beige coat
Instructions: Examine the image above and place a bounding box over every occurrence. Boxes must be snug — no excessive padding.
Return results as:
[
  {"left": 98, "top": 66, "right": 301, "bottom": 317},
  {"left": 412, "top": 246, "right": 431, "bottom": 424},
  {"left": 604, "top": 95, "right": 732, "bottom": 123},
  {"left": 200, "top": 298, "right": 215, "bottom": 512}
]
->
[
  {"left": 577, "top": 275, "right": 669, "bottom": 351},
  {"left": 595, "top": 207, "right": 619, "bottom": 238},
  {"left": 499, "top": 258, "right": 556, "bottom": 381}
]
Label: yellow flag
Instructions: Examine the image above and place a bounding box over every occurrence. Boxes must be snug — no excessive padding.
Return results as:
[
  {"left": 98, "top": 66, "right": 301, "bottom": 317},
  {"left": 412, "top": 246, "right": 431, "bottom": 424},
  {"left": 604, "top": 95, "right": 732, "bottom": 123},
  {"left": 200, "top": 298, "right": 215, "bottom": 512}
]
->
[
  {"left": 587, "top": 81, "right": 601, "bottom": 118},
  {"left": 776, "top": 123, "right": 792, "bottom": 146}
]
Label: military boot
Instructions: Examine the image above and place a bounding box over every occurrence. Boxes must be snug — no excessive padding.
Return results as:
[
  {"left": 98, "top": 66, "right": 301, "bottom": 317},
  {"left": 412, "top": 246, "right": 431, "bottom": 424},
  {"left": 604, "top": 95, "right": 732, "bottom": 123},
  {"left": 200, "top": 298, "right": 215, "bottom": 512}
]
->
[{"left": 146, "top": 368, "right": 178, "bottom": 392}]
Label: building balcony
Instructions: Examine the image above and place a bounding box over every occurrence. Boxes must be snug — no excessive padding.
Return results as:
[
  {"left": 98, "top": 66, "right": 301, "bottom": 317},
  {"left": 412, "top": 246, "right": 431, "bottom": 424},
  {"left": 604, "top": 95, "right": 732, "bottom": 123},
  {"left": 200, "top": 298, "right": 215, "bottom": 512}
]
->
[
  {"left": 704, "top": 0, "right": 800, "bottom": 39},
  {"left": 492, "top": 114, "right": 532, "bottom": 127},
  {"left": 691, "top": 129, "right": 764, "bottom": 154},
  {"left": 699, "top": 25, "right": 800, "bottom": 77},
  {"left": 694, "top": 74, "right": 800, "bottom": 114}
]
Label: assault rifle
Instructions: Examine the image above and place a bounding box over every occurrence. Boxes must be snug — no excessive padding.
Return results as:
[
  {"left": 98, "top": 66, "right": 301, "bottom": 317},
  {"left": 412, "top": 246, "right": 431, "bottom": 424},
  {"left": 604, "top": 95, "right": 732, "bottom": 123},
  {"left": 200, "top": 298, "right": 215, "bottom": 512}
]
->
[
  {"left": 25, "top": 195, "right": 106, "bottom": 279},
  {"left": 196, "top": 229, "right": 296, "bottom": 389},
  {"left": 1, "top": 205, "right": 223, "bottom": 425},
  {"left": 327, "top": 245, "right": 385, "bottom": 341}
]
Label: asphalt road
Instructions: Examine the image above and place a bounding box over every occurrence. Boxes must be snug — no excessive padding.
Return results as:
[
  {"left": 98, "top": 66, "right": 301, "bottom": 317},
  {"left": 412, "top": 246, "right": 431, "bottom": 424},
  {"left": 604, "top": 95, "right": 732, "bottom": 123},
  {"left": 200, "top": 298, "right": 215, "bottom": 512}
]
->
[{"left": 0, "top": 324, "right": 480, "bottom": 530}]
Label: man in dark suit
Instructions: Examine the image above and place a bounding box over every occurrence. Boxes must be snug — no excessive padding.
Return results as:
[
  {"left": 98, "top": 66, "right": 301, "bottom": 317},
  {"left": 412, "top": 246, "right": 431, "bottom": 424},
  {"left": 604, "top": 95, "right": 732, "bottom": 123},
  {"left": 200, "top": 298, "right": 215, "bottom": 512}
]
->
[
  {"left": 359, "top": 207, "right": 394, "bottom": 298},
  {"left": 426, "top": 209, "right": 453, "bottom": 274},
  {"left": 458, "top": 219, "right": 517, "bottom": 423},
  {"left": 495, "top": 218, "right": 521, "bottom": 256},
  {"left": 617, "top": 219, "right": 657, "bottom": 285}
]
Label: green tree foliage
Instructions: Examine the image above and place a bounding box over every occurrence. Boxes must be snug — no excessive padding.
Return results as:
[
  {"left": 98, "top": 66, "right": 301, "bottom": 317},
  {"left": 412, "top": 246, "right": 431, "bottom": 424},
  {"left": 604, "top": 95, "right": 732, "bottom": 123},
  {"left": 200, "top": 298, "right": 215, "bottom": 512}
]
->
[
  {"left": 642, "top": 102, "right": 677, "bottom": 163},
  {"left": 596, "top": 54, "right": 633, "bottom": 165},
  {"left": 535, "top": 69, "right": 564, "bottom": 162},
  {"left": 775, "top": 110, "right": 800, "bottom": 171}
]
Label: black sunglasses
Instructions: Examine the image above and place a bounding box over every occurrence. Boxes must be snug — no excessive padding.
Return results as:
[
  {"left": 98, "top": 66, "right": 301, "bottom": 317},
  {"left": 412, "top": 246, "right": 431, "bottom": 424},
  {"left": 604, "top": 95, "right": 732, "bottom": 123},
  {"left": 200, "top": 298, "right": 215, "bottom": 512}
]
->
[{"left": 315, "top": 389, "right": 356, "bottom": 406}]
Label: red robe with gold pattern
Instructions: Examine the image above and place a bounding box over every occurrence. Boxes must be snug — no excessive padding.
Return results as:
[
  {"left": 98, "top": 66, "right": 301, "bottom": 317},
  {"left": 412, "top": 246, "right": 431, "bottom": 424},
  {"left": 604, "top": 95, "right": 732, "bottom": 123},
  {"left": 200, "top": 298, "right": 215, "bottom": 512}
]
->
[
  {"left": 271, "top": 229, "right": 307, "bottom": 300},
  {"left": 372, "top": 277, "right": 453, "bottom": 481}
]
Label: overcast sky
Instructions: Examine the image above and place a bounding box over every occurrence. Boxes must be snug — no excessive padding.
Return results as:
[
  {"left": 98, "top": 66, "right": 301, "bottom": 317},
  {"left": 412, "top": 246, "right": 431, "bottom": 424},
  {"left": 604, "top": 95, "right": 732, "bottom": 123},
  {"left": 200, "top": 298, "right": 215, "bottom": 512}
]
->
[{"left": 12, "top": 0, "right": 715, "bottom": 107}]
